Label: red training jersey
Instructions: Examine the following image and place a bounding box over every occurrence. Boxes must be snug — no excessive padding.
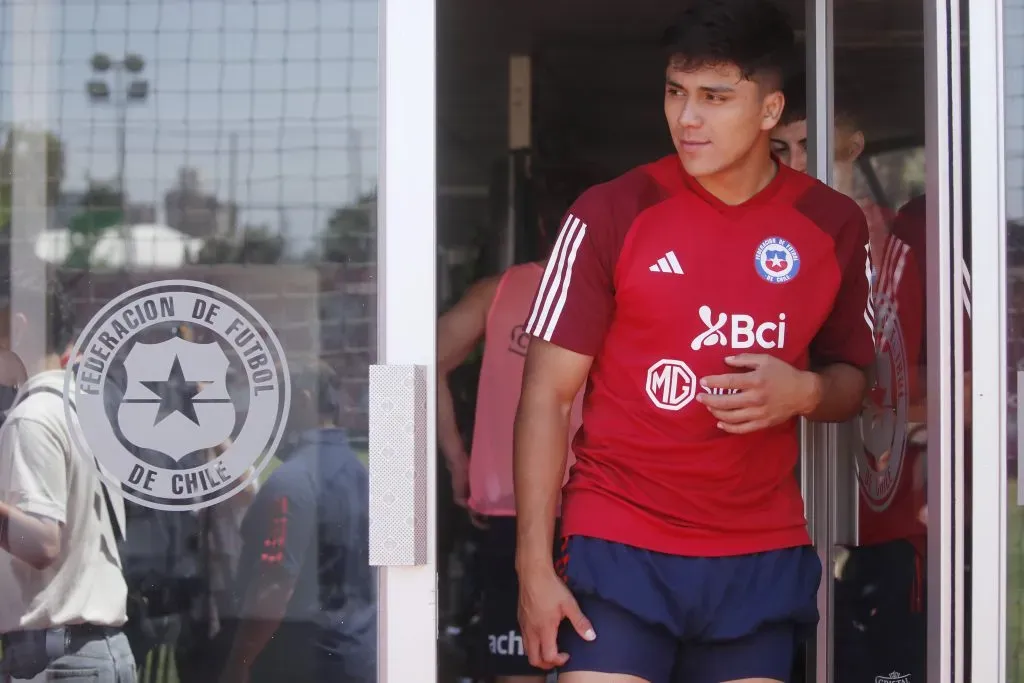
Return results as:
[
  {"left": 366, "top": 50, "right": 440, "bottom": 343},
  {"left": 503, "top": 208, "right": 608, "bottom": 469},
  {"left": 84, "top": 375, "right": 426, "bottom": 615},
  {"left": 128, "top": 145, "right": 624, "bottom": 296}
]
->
[
  {"left": 856, "top": 231, "right": 927, "bottom": 550},
  {"left": 524, "top": 155, "right": 875, "bottom": 557}
]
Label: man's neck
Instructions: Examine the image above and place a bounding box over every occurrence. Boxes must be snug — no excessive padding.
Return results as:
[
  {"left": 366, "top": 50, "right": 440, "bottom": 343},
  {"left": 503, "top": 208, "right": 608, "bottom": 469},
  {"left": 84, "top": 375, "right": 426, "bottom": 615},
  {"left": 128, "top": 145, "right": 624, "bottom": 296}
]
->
[
  {"left": 693, "top": 143, "right": 778, "bottom": 206},
  {"left": 833, "top": 163, "right": 857, "bottom": 199},
  {"left": 39, "top": 353, "right": 63, "bottom": 373}
]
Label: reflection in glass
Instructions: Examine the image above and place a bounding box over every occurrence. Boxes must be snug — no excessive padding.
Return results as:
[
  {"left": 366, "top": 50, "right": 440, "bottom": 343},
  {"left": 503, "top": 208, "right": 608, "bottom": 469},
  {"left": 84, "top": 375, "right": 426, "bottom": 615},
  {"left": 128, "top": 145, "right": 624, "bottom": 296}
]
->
[
  {"left": 0, "top": 1, "right": 379, "bottom": 681},
  {"left": 1007, "top": 0, "right": 1024, "bottom": 678},
  {"left": 828, "top": 2, "right": 930, "bottom": 681}
]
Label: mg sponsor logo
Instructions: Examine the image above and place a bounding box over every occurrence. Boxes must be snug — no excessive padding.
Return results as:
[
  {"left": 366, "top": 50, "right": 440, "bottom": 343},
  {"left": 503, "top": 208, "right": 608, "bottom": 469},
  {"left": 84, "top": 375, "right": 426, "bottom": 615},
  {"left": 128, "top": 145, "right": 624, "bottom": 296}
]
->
[
  {"left": 646, "top": 359, "right": 697, "bottom": 411},
  {"left": 690, "top": 305, "right": 788, "bottom": 351}
]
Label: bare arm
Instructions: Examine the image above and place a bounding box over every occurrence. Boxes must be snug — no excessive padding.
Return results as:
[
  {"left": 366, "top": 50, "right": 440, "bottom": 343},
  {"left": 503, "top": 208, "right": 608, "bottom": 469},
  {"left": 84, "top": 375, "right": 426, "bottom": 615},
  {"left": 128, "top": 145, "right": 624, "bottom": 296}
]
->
[
  {"left": 513, "top": 339, "right": 592, "bottom": 573},
  {"left": 222, "top": 574, "right": 295, "bottom": 676},
  {"left": 0, "top": 418, "right": 66, "bottom": 570},
  {"left": 0, "top": 502, "right": 61, "bottom": 570},
  {"left": 436, "top": 277, "right": 500, "bottom": 480},
  {"left": 802, "top": 363, "right": 869, "bottom": 423}
]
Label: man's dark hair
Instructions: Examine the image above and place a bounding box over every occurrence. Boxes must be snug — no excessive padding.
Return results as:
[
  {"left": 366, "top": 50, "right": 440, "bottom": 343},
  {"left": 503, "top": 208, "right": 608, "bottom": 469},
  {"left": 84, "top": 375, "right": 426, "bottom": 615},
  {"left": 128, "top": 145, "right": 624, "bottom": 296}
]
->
[
  {"left": 660, "top": 0, "right": 797, "bottom": 90},
  {"left": 779, "top": 71, "right": 861, "bottom": 130},
  {"left": 46, "top": 278, "right": 76, "bottom": 355},
  {"left": 287, "top": 357, "right": 342, "bottom": 421},
  {"left": 0, "top": 271, "right": 75, "bottom": 356},
  {"left": 779, "top": 73, "right": 808, "bottom": 126}
]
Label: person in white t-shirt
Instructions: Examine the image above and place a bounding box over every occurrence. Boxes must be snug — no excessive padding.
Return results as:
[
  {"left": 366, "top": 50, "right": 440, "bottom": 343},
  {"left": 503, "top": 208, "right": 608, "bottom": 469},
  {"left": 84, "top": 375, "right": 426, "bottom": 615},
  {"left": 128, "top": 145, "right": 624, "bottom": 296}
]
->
[{"left": 0, "top": 281, "right": 136, "bottom": 682}]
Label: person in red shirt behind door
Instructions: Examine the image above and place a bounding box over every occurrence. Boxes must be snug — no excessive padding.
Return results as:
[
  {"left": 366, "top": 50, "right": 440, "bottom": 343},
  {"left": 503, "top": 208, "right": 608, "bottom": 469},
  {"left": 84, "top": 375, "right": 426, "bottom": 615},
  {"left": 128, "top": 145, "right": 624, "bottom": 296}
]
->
[
  {"left": 774, "top": 76, "right": 928, "bottom": 683},
  {"left": 437, "top": 256, "right": 584, "bottom": 683},
  {"left": 512, "top": 1, "right": 874, "bottom": 681}
]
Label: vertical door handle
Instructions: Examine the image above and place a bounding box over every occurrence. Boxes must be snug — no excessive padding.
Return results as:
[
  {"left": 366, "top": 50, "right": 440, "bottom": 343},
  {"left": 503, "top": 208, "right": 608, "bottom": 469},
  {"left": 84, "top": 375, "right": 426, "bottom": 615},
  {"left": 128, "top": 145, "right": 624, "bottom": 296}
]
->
[{"left": 367, "top": 364, "right": 428, "bottom": 566}]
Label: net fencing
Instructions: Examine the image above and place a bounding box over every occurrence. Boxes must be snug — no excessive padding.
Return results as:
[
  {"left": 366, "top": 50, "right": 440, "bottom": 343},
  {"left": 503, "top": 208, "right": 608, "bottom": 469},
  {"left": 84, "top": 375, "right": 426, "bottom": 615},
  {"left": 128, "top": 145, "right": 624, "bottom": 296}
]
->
[{"left": 2, "top": 0, "right": 378, "bottom": 444}]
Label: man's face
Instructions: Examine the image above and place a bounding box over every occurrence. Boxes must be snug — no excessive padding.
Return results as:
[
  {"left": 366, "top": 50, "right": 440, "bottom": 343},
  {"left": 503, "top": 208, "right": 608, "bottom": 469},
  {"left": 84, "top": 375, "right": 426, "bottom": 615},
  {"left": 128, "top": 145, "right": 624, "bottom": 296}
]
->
[
  {"left": 771, "top": 118, "right": 866, "bottom": 194},
  {"left": 664, "top": 62, "right": 783, "bottom": 179},
  {"left": 770, "top": 119, "right": 808, "bottom": 172}
]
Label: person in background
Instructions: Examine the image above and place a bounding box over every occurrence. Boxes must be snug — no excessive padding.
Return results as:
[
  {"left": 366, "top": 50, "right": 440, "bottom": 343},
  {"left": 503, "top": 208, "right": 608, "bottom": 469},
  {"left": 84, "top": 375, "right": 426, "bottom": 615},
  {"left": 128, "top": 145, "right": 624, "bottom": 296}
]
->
[
  {"left": 0, "top": 279, "right": 136, "bottom": 682},
  {"left": 220, "top": 361, "right": 375, "bottom": 683},
  {"left": 0, "top": 290, "right": 27, "bottom": 409},
  {"left": 438, "top": 247, "right": 584, "bottom": 682},
  {"left": 769, "top": 74, "right": 898, "bottom": 266},
  {"left": 775, "top": 74, "right": 928, "bottom": 683}
]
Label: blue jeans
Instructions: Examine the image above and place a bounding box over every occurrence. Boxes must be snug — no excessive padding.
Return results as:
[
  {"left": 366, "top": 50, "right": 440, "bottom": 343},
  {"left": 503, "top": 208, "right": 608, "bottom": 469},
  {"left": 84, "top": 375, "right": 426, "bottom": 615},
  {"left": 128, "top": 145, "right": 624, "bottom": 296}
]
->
[{"left": 11, "top": 632, "right": 137, "bottom": 683}]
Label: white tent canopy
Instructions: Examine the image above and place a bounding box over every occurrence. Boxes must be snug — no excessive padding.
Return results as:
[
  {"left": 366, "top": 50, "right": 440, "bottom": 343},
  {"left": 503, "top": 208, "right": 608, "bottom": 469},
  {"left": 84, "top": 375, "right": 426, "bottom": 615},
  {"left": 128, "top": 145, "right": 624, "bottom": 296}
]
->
[{"left": 35, "top": 223, "right": 205, "bottom": 270}]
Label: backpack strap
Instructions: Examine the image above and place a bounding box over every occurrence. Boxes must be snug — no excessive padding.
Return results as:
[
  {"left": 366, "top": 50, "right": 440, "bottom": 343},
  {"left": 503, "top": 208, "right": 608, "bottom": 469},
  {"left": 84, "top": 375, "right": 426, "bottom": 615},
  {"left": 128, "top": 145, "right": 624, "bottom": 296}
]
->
[{"left": 13, "top": 386, "right": 125, "bottom": 542}]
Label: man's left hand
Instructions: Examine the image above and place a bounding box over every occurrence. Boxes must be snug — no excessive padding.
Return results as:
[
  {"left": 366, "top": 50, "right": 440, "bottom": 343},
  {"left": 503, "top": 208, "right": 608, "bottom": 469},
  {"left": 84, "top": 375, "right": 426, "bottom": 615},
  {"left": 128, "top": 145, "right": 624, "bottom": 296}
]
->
[{"left": 698, "top": 354, "right": 820, "bottom": 434}]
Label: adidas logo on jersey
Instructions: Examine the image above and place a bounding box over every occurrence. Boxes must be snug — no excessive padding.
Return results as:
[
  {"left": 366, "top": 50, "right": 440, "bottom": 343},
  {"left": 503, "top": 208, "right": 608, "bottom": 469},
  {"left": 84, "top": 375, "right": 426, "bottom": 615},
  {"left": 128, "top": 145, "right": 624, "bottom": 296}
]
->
[{"left": 649, "top": 251, "right": 684, "bottom": 275}]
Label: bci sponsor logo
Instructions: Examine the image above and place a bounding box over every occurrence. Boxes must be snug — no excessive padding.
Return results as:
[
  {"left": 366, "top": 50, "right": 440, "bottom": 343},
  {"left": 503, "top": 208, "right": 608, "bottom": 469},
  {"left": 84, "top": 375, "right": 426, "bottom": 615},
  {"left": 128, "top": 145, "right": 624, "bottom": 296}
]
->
[{"left": 690, "top": 305, "right": 788, "bottom": 351}]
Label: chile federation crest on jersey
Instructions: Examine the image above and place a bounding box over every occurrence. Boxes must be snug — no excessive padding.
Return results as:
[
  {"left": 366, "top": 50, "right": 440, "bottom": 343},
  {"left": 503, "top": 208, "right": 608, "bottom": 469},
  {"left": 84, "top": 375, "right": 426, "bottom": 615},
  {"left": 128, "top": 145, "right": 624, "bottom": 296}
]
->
[{"left": 754, "top": 237, "right": 801, "bottom": 284}]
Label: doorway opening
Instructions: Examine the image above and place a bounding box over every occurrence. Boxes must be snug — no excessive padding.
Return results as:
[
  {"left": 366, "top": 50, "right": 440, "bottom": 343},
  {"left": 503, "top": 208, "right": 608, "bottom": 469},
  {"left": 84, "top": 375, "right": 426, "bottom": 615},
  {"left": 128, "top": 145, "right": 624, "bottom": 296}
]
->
[{"left": 432, "top": 1, "right": 931, "bottom": 682}]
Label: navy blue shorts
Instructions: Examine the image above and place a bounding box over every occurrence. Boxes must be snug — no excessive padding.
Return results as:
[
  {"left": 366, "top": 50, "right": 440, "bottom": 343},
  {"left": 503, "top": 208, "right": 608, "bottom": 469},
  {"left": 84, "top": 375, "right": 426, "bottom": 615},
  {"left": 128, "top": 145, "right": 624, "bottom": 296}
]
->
[{"left": 556, "top": 536, "right": 822, "bottom": 683}]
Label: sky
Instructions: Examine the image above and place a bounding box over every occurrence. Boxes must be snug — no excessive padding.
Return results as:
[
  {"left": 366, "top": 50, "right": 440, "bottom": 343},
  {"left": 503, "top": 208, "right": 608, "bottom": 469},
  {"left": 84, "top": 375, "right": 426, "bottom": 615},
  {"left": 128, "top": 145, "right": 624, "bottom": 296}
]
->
[{"left": 2, "top": 0, "right": 379, "bottom": 252}]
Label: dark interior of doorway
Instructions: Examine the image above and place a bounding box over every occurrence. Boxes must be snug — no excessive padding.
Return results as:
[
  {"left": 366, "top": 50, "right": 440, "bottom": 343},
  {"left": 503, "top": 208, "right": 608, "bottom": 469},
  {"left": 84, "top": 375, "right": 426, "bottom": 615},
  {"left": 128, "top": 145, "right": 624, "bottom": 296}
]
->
[{"left": 434, "top": 1, "right": 928, "bottom": 680}]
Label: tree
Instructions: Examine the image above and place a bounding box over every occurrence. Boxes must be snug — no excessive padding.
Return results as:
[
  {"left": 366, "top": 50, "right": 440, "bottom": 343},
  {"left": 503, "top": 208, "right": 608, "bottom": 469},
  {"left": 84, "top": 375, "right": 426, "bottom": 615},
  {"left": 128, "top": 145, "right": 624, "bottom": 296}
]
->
[
  {"left": 64, "top": 182, "right": 123, "bottom": 269},
  {"left": 0, "top": 128, "right": 66, "bottom": 229},
  {"left": 193, "top": 224, "right": 285, "bottom": 265},
  {"left": 320, "top": 189, "right": 377, "bottom": 263}
]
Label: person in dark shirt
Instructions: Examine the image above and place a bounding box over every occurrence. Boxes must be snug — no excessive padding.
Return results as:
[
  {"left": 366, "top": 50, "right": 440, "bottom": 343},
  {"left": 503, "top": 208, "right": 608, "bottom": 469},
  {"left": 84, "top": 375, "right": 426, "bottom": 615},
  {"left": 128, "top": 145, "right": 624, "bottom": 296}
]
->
[{"left": 219, "top": 361, "right": 376, "bottom": 683}]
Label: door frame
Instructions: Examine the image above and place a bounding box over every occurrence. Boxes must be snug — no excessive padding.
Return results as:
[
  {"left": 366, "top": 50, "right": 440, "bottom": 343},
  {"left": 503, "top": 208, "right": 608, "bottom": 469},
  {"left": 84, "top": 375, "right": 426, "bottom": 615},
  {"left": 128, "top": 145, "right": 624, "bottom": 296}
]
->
[
  {"left": 967, "top": 0, "right": 1007, "bottom": 680},
  {"left": 376, "top": 0, "right": 439, "bottom": 680},
  {"left": 802, "top": 0, "right": 836, "bottom": 679},
  {"left": 923, "top": 0, "right": 963, "bottom": 680}
]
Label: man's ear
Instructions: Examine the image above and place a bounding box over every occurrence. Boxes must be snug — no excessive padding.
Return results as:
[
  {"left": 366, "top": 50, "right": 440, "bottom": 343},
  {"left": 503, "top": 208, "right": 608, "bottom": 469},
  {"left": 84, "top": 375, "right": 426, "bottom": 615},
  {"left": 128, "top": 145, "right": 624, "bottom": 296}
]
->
[
  {"left": 10, "top": 311, "right": 27, "bottom": 348},
  {"left": 839, "top": 130, "right": 866, "bottom": 163},
  {"left": 298, "top": 388, "right": 315, "bottom": 415},
  {"left": 761, "top": 90, "right": 786, "bottom": 131}
]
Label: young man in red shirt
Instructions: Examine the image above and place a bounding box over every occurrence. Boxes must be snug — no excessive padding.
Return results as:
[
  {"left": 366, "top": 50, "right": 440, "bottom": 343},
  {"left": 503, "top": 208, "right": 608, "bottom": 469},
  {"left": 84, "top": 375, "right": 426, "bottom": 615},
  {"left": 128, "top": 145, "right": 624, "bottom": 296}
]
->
[{"left": 512, "top": 1, "right": 874, "bottom": 681}]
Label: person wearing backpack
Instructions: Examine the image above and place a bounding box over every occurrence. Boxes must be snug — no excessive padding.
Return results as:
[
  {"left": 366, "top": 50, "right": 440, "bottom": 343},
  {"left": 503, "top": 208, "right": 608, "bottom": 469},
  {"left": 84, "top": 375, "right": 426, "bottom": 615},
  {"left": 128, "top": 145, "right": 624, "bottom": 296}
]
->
[{"left": 0, "top": 280, "right": 136, "bottom": 682}]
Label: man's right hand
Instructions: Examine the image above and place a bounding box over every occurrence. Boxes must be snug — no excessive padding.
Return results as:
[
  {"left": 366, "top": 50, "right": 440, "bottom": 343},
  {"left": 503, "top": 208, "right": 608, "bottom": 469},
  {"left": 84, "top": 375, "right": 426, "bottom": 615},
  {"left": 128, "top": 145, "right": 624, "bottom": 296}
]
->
[{"left": 517, "top": 566, "right": 596, "bottom": 669}]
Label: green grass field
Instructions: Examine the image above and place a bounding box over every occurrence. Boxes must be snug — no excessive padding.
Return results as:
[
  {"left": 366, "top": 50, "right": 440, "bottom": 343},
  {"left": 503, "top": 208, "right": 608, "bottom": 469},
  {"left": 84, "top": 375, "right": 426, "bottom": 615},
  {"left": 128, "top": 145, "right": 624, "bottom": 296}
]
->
[{"left": 1008, "top": 478, "right": 1024, "bottom": 682}]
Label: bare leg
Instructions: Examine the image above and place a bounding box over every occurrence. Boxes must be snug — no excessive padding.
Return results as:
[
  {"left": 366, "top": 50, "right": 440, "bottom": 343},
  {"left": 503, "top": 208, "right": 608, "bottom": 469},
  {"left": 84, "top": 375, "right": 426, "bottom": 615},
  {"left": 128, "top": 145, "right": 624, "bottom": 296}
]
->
[
  {"left": 495, "top": 676, "right": 550, "bottom": 683},
  {"left": 558, "top": 672, "right": 651, "bottom": 683}
]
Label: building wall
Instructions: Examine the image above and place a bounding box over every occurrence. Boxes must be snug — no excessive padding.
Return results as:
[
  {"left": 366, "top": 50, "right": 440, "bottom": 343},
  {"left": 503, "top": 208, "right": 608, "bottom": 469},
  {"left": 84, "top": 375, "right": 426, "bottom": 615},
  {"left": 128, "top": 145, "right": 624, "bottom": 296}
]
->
[{"left": 1008, "top": 0, "right": 1024, "bottom": 221}]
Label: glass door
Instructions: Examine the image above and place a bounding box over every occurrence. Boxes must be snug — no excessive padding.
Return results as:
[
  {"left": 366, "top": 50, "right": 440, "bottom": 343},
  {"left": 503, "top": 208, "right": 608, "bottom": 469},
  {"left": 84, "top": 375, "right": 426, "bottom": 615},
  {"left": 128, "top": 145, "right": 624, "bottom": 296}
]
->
[
  {"left": 0, "top": 0, "right": 441, "bottom": 681},
  {"left": 374, "top": 0, "right": 439, "bottom": 680},
  {"left": 802, "top": 0, "right": 965, "bottom": 680}
]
